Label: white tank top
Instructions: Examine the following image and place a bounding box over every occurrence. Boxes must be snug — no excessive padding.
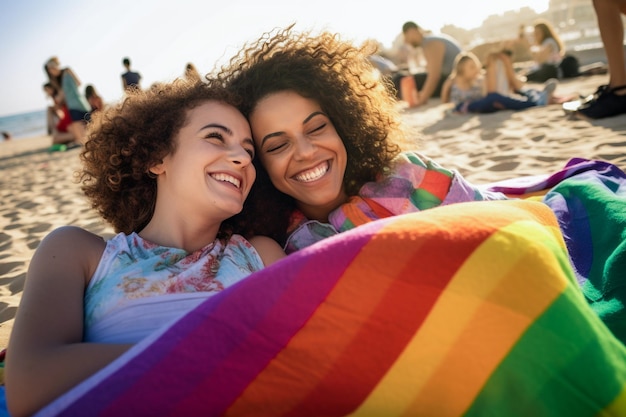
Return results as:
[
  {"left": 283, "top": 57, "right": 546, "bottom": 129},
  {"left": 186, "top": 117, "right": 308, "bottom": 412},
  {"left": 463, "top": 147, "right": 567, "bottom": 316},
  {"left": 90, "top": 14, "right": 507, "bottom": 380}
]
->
[{"left": 83, "top": 232, "right": 264, "bottom": 344}]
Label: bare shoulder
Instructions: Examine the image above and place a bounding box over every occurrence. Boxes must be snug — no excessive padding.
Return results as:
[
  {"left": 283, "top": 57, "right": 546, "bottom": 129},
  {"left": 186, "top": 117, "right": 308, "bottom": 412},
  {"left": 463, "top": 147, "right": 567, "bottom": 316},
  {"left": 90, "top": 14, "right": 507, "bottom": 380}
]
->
[
  {"left": 31, "top": 226, "right": 107, "bottom": 280},
  {"left": 248, "top": 235, "right": 286, "bottom": 267},
  {"left": 39, "top": 225, "right": 105, "bottom": 249}
]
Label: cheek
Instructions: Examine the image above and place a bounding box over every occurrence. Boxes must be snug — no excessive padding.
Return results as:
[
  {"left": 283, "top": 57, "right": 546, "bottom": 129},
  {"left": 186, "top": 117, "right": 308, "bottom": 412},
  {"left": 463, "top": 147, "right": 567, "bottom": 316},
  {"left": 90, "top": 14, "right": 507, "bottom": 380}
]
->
[{"left": 261, "top": 154, "right": 287, "bottom": 182}]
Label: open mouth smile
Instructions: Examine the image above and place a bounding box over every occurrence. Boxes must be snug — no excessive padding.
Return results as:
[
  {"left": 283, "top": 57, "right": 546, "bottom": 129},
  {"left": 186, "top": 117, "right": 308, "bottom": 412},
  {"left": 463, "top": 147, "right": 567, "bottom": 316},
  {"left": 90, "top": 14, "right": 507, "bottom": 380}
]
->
[
  {"left": 293, "top": 161, "right": 329, "bottom": 183},
  {"left": 210, "top": 173, "right": 241, "bottom": 189}
]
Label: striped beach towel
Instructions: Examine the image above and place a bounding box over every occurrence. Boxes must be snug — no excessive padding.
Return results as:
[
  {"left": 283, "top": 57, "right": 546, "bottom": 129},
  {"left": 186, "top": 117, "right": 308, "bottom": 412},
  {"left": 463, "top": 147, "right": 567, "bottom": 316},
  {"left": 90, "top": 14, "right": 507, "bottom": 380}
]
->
[
  {"left": 36, "top": 200, "right": 626, "bottom": 417},
  {"left": 487, "top": 158, "right": 626, "bottom": 344}
]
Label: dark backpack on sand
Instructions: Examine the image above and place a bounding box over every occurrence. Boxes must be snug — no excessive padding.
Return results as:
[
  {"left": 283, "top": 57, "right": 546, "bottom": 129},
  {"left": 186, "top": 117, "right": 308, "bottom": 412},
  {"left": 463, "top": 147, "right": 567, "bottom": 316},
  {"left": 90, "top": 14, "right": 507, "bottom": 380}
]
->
[{"left": 559, "top": 55, "right": 580, "bottom": 79}]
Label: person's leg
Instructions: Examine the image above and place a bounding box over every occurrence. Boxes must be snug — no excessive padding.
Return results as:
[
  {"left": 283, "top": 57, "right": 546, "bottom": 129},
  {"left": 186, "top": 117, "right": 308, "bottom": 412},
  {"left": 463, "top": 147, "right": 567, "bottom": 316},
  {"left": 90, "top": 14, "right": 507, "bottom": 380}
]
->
[
  {"left": 466, "top": 92, "right": 536, "bottom": 113},
  {"left": 46, "top": 106, "right": 56, "bottom": 135},
  {"left": 500, "top": 54, "right": 526, "bottom": 92},
  {"left": 485, "top": 55, "right": 515, "bottom": 94},
  {"left": 576, "top": 0, "right": 626, "bottom": 118},
  {"left": 68, "top": 121, "right": 86, "bottom": 145},
  {"left": 594, "top": 0, "right": 626, "bottom": 88}
]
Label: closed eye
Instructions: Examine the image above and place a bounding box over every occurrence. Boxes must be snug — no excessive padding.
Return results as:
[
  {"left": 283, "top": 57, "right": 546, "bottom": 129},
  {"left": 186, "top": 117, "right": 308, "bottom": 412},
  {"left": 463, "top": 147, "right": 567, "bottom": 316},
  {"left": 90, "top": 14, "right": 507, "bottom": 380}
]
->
[
  {"left": 266, "top": 142, "right": 287, "bottom": 153},
  {"left": 308, "top": 123, "right": 326, "bottom": 134},
  {"left": 205, "top": 132, "right": 224, "bottom": 141}
]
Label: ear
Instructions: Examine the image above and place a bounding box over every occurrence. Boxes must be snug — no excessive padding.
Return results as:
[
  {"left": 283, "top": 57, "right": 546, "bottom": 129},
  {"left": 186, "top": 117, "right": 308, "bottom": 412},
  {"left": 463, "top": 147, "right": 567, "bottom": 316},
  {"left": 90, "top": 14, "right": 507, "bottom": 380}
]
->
[{"left": 149, "top": 161, "right": 165, "bottom": 176}]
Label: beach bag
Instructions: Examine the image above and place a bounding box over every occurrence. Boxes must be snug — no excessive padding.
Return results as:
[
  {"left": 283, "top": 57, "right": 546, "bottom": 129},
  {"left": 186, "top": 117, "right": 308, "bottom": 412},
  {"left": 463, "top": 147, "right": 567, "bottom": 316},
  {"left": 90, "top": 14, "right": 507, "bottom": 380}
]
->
[{"left": 559, "top": 54, "right": 580, "bottom": 79}]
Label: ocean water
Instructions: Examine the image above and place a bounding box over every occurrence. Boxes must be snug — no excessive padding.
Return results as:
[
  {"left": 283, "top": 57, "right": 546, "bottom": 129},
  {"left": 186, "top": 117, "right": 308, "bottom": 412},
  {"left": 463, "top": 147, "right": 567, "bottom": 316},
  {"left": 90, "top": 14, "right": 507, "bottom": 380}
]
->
[{"left": 0, "top": 109, "right": 47, "bottom": 140}]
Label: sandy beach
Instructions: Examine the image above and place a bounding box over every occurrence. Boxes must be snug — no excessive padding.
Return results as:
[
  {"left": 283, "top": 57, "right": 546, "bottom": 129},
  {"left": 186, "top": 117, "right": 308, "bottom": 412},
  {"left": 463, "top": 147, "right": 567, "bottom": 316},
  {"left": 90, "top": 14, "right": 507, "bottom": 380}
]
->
[{"left": 0, "top": 73, "right": 624, "bottom": 349}]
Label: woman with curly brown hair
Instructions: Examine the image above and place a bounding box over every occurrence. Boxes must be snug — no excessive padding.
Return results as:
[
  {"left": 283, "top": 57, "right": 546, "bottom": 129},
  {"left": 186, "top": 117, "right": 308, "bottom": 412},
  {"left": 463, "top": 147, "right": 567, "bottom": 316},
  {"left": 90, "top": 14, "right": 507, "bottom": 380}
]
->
[
  {"left": 5, "top": 79, "right": 284, "bottom": 417},
  {"left": 218, "top": 26, "right": 506, "bottom": 253}
]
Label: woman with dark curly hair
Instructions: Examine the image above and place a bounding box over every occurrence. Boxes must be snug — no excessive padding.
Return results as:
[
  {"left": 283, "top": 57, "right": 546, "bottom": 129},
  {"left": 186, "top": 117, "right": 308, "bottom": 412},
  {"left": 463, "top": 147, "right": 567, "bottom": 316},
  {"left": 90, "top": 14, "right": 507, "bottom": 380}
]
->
[
  {"left": 5, "top": 79, "right": 284, "bottom": 417},
  {"left": 218, "top": 26, "right": 506, "bottom": 253}
]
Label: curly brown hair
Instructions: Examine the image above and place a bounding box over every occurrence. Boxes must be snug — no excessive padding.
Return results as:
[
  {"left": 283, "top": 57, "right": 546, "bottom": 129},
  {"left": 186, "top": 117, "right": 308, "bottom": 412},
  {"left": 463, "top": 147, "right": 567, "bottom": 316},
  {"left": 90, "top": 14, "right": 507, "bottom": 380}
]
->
[
  {"left": 215, "top": 25, "right": 404, "bottom": 243},
  {"left": 79, "top": 79, "right": 241, "bottom": 234}
]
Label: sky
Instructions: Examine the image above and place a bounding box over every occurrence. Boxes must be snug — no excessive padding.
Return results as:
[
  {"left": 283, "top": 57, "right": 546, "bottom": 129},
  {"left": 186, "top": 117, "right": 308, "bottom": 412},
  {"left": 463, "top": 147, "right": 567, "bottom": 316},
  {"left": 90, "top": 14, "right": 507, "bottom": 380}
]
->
[{"left": 0, "top": 0, "right": 549, "bottom": 117}]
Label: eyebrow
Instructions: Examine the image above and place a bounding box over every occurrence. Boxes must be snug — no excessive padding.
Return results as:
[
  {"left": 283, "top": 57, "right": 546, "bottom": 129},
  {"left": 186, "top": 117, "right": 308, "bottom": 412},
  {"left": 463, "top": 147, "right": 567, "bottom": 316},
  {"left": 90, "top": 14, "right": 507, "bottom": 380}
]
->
[
  {"left": 199, "top": 123, "right": 254, "bottom": 148},
  {"left": 198, "top": 123, "right": 232, "bottom": 135},
  {"left": 260, "top": 111, "right": 326, "bottom": 146}
]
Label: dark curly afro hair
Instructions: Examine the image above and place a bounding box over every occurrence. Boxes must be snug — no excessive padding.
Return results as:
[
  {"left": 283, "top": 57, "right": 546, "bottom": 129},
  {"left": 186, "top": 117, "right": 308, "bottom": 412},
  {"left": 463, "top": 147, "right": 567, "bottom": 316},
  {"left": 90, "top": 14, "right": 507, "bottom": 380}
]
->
[{"left": 79, "top": 79, "right": 241, "bottom": 235}]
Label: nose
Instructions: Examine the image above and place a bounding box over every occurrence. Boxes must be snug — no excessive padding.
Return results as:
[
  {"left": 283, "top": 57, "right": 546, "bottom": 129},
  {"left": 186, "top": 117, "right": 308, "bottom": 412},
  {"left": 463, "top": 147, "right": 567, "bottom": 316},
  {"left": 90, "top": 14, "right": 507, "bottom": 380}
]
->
[
  {"left": 293, "top": 134, "right": 316, "bottom": 161},
  {"left": 229, "top": 144, "right": 253, "bottom": 166}
]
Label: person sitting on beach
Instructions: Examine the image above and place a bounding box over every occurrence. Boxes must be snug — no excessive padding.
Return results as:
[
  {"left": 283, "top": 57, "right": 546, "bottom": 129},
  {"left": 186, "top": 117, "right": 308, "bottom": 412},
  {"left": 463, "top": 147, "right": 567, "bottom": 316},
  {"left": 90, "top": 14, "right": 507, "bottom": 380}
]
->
[
  {"left": 1, "top": 131, "right": 10, "bottom": 141},
  {"left": 217, "top": 25, "right": 508, "bottom": 253},
  {"left": 85, "top": 84, "right": 104, "bottom": 112},
  {"left": 5, "top": 79, "right": 285, "bottom": 417},
  {"left": 522, "top": 19, "right": 566, "bottom": 83},
  {"left": 44, "top": 57, "right": 90, "bottom": 144},
  {"left": 43, "top": 82, "right": 76, "bottom": 145},
  {"left": 121, "top": 57, "right": 142, "bottom": 92},
  {"left": 84, "top": 84, "right": 105, "bottom": 122},
  {"left": 571, "top": 0, "right": 626, "bottom": 119},
  {"left": 441, "top": 51, "right": 558, "bottom": 114},
  {"left": 393, "top": 21, "right": 462, "bottom": 108}
]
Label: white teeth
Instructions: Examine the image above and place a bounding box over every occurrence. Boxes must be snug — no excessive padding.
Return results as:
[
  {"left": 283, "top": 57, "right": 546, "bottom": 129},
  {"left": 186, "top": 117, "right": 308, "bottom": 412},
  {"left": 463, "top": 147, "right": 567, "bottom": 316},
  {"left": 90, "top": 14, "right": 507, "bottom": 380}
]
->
[
  {"left": 295, "top": 162, "right": 328, "bottom": 182},
  {"left": 210, "top": 173, "right": 241, "bottom": 189}
]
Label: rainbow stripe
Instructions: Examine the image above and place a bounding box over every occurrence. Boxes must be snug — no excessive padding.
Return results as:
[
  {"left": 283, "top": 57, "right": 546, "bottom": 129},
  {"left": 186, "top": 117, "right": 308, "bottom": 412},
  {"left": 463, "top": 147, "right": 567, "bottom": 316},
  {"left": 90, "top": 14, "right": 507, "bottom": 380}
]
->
[{"left": 38, "top": 200, "right": 626, "bottom": 417}]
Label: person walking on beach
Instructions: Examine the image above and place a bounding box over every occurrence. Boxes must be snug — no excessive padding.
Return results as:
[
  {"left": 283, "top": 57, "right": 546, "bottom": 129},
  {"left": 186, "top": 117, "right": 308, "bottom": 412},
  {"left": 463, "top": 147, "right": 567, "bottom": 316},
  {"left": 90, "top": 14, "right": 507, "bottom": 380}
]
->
[
  {"left": 4, "top": 79, "right": 284, "bottom": 417},
  {"left": 121, "top": 57, "right": 142, "bottom": 91},
  {"left": 394, "top": 21, "right": 462, "bottom": 108},
  {"left": 44, "top": 56, "right": 90, "bottom": 144}
]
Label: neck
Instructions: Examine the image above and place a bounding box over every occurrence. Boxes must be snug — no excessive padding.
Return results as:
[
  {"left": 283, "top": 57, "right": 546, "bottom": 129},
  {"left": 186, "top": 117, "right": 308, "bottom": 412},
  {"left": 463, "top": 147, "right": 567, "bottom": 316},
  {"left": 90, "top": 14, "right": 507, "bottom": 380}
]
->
[
  {"left": 139, "top": 205, "right": 222, "bottom": 253},
  {"left": 297, "top": 192, "right": 349, "bottom": 224}
]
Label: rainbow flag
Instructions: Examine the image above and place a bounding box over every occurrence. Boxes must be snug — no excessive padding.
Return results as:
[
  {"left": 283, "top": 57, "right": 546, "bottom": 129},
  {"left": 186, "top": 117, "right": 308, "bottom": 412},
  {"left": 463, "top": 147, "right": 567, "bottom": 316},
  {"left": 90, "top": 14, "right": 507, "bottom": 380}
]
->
[{"left": 37, "top": 200, "right": 626, "bottom": 417}]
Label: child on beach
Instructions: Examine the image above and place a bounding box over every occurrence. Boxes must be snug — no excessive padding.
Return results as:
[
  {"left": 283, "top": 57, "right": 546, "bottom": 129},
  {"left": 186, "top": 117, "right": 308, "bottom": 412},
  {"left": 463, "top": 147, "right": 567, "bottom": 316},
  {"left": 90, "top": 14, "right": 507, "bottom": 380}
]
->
[
  {"left": 5, "top": 79, "right": 284, "bottom": 417},
  {"left": 441, "top": 51, "right": 557, "bottom": 114}
]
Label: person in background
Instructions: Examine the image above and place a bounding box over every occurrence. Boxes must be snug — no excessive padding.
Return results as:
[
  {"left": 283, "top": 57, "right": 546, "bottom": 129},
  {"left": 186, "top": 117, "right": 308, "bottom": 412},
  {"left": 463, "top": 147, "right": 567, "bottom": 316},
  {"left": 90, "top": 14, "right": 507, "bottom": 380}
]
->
[
  {"left": 43, "top": 82, "right": 76, "bottom": 145},
  {"left": 573, "top": 0, "right": 626, "bottom": 119},
  {"left": 85, "top": 84, "right": 105, "bottom": 122},
  {"left": 5, "top": 79, "right": 284, "bottom": 417},
  {"left": 44, "top": 57, "right": 89, "bottom": 144},
  {"left": 523, "top": 19, "right": 565, "bottom": 83},
  {"left": 394, "top": 21, "right": 462, "bottom": 107},
  {"left": 441, "top": 51, "right": 558, "bottom": 114},
  {"left": 121, "top": 57, "right": 142, "bottom": 92},
  {"left": 1, "top": 132, "right": 11, "bottom": 141}
]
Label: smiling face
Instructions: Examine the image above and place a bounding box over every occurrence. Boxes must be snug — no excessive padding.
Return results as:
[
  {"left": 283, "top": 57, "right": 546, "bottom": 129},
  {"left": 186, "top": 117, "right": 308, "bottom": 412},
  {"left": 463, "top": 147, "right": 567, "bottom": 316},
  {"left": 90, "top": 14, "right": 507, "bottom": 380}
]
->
[
  {"left": 249, "top": 91, "right": 348, "bottom": 222},
  {"left": 151, "top": 101, "right": 256, "bottom": 223}
]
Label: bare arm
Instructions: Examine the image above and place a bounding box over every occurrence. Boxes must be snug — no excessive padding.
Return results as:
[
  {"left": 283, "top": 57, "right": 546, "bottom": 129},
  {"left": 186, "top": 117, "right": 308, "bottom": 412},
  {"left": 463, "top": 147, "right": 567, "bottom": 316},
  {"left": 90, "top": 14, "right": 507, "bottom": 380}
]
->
[
  {"left": 5, "top": 227, "right": 131, "bottom": 417},
  {"left": 417, "top": 41, "right": 445, "bottom": 105},
  {"left": 249, "top": 235, "right": 286, "bottom": 267},
  {"left": 440, "top": 75, "right": 453, "bottom": 103}
]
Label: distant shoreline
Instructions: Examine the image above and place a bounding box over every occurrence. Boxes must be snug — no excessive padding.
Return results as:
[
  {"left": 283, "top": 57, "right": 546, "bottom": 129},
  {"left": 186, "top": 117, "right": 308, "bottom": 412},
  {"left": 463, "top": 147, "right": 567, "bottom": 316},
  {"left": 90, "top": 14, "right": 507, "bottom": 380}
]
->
[{"left": 0, "top": 135, "right": 54, "bottom": 160}]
